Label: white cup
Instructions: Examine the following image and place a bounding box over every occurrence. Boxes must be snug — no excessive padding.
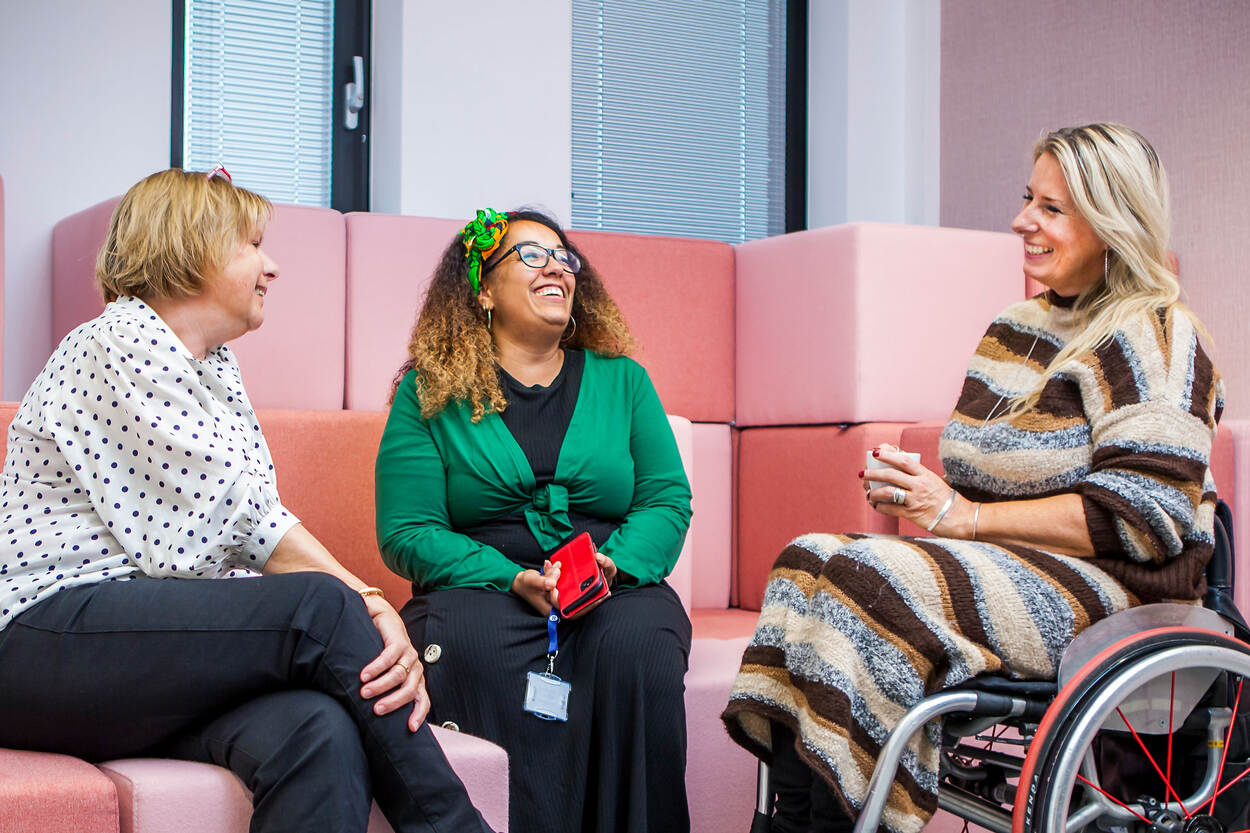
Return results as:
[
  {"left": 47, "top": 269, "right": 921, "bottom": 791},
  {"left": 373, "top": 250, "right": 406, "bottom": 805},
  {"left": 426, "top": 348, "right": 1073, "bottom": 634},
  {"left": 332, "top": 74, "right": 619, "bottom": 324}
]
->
[{"left": 865, "top": 450, "right": 921, "bottom": 490}]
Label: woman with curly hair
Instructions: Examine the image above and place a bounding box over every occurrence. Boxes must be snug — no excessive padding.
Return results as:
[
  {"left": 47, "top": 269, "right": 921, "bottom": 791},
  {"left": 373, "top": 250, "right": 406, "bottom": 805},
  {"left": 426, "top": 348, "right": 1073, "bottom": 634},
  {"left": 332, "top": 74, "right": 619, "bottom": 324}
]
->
[{"left": 375, "top": 208, "right": 693, "bottom": 833}]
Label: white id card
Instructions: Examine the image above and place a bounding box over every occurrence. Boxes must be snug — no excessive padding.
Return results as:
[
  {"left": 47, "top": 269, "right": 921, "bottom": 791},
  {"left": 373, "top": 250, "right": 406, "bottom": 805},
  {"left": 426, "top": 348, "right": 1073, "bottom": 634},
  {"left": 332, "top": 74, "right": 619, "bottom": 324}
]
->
[{"left": 523, "top": 671, "right": 571, "bottom": 721}]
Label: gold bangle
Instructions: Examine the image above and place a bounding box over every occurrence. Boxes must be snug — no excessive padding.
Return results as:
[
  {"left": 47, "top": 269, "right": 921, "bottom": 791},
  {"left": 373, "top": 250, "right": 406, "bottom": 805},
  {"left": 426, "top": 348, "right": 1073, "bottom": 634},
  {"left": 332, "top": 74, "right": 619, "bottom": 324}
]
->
[
  {"left": 358, "top": 586, "right": 385, "bottom": 600},
  {"left": 971, "top": 502, "right": 981, "bottom": 541}
]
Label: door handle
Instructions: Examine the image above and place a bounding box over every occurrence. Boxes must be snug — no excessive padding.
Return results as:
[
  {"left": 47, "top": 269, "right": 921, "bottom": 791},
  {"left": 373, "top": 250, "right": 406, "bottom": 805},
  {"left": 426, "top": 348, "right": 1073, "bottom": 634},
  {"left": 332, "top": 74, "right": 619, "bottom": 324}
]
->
[{"left": 344, "top": 55, "right": 365, "bottom": 130}]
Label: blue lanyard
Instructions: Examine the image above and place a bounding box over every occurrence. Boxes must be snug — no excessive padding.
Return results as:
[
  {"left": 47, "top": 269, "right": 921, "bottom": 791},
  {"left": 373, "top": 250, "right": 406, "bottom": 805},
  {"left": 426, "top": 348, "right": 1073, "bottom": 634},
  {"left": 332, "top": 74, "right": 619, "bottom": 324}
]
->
[{"left": 545, "top": 611, "right": 559, "bottom": 674}]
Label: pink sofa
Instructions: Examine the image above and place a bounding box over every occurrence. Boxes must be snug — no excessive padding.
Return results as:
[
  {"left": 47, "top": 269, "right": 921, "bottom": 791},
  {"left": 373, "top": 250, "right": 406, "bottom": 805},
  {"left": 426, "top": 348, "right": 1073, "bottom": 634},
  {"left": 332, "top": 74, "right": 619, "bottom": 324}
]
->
[{"left": 6, "top": 183, "right": 1243, "bottom": 833}]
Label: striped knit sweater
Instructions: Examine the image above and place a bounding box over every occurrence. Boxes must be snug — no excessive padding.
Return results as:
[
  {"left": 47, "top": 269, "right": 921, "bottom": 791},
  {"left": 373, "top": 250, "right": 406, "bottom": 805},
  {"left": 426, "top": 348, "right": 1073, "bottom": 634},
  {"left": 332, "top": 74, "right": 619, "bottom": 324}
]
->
[{"left": 939, "top": 291, "right": 1223, "bottom": 602}]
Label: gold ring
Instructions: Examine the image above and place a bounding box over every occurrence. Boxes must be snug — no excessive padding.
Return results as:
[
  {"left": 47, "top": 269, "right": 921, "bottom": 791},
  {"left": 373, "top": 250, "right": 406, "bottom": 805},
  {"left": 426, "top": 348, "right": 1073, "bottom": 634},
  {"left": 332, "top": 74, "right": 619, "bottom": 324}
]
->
[{"left": 394, "top": 661, "right": 410, "bottom": 676}]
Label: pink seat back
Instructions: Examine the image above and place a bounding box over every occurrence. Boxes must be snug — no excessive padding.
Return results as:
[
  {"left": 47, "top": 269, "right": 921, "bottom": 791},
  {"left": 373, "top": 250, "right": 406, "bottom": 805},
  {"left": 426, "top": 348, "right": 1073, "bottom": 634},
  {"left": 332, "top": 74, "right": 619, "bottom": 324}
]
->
[
  {"left": 735, "top": 222, "right": 1023, "bottom": 426},
  {"left": 735, "top": 422, "right": 909, "bottom": 610},
  {"left": 0, "top": 173, "right": 5, "bottom": 389},
  {"left": 343, "top": 213, "right": 462, "bottom": 410},
  {"left": 51, "top": 199, "right": 346, "bottom": 410},
  {"left": 343, "top": 215, "right": 736, "bottom": 422}
]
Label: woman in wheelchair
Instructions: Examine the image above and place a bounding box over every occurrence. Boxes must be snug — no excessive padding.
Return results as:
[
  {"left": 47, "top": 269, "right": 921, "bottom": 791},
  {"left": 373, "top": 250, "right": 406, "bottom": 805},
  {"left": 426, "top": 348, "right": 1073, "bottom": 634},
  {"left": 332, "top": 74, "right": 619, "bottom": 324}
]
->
[{"left": 722, "top": 123, "right": 1237, "bottom": 833}]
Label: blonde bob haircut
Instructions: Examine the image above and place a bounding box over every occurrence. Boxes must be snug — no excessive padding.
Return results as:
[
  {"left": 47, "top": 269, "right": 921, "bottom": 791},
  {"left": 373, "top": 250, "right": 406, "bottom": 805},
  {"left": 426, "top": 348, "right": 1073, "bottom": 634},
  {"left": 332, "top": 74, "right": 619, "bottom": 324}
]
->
[
  {"left": 95, "top": 168, "right": 272, "bottom": 303},
  {"left": 1010, "top": 123, "right": 1200, "bottom": 415}
]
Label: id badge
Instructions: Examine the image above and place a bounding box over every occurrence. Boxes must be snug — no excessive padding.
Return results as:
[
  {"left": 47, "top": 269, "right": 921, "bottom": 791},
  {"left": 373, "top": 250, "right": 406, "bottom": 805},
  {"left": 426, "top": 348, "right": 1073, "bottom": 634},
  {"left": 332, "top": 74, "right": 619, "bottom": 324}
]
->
[{"left": 523, "top": 671, "right": 571, "bottom": 721}]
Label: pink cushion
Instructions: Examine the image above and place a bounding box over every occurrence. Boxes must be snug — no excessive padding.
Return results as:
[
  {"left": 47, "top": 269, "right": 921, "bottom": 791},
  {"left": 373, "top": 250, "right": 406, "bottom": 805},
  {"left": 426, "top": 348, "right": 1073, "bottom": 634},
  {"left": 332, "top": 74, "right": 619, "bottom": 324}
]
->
[
  {"left": 690, "top": 608, "right": 759, "bottom": 640},
  {"left": 0, "top": 748, "right": 118, "bottom": 833},
  {"left": 255, "top": 408, "right": 409, "bottom": 602},
  {"left": 667, "top": 415, "right": 695, "bottom": 610},
  {"left": 98, "top": 726, "right": 508, "bottom": 833},
  {"left": 51, "top": 199, "right": 346, "bottom": 410},
  {"left": 566, "top": 229, "right": 735, "bottom": 423},
  {"left": 685, "top": 636, "right": 757, "bottom": 833},
  {"left": 0, "top": 174, "right": 5, "bottom": 391},
  {"left": 735, "top": 423, "right": 909, "bottom": 610},
  {"left": 342, "top": 216, "right": 736, "bottom": 423},
  {"left": 734, "top": 222, "right": 1023, "bottom": 426},
  {"left": 343, "top": 213, "right": 462, "bottom": 411},
  {"left": 691, "top": 423, "right": 733, "bottom": 609},
  {"left": 1223, "top": 419, "right": 1250, "bottom": 610}
]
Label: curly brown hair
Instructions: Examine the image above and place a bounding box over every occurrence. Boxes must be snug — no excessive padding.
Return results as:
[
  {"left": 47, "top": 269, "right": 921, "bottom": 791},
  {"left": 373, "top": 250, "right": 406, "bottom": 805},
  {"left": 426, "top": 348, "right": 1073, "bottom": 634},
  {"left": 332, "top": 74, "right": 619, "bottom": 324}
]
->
[{"left": 392, "top": 209, "right": 637, "bottom": 421}]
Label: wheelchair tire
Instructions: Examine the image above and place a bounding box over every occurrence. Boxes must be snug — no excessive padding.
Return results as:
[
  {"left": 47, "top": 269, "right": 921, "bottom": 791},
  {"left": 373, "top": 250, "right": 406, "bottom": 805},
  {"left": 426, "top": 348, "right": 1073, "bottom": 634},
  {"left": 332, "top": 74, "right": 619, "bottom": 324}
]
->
[{"left": 1013, "top": 626, "right": 1250, "bottom": 833}]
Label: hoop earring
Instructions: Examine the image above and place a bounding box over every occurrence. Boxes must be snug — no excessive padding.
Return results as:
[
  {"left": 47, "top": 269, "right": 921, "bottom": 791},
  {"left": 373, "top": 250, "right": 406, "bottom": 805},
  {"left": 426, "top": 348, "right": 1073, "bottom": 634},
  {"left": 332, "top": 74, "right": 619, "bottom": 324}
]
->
[
  {"left": 562, "top": 315, "right": 577, "bottom": 342},
  {"left": 1104, "top": 249, "right": 1109, "bottom": 282}
]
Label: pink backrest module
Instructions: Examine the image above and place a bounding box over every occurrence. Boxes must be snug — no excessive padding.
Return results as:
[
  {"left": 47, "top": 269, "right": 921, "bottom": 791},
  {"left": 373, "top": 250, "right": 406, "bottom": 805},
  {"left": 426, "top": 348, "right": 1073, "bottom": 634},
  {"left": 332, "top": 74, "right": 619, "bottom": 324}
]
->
[
  {"left": 230, "top": 204, "right": 346, "bottom": 409},
  {"left": 665, "top": 415, "right": 695, "bottom": 609},
  {"left": 734, "top": 222, "right": 1024, "bottom": 426},
  {"left": 256, "top": 408, "right": 409, "bottom": 602},
  {"left": 343, "top": 213, "right": 463, "bottom": 410},
  {"left": 691, "top": 422, "right": 733, "bottom": 609},
  {"left": 343, "top": 217, "right": 736, "bottom": 424},
  {"left": 0, "top": 748, "right": 119, "bottom": 833},
  {"left": 0, "top": 174, "right": 5, "bottom": 387},
  {"left": 1223, "top": 419, "right": 1249, "bottom": 610},
  {"left": 52, "top": 201, "right": 346, "bottom": 410},
  {"left": 52, "top": 196, "right": 118, "bottom": 345},
  {"left": 566, "top": 229, "right": 735, "bottom": 423},
  {"left": 735, "top": 422, "right": 909, "bottom": 611}
]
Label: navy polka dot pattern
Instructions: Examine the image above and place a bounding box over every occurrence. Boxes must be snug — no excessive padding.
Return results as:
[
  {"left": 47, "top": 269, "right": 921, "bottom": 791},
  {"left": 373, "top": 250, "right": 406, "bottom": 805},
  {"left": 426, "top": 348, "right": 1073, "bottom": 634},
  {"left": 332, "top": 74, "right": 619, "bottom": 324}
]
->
[{"left": 0, "top": 297, "right": 299, "bottom": 629}]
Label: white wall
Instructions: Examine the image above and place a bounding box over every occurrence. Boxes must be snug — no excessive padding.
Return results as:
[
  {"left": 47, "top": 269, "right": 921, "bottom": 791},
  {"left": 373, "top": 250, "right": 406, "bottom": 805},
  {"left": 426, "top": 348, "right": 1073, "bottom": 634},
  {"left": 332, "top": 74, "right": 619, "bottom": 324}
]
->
[
  {"left": 0, "top": 0, "right": 171, "bottom": 400},
  {"left": 371, "top": 0, "right": 573, "bottom": 224},
  {"left": 807, "top": 0, "right": 940, "bottom": 229}
]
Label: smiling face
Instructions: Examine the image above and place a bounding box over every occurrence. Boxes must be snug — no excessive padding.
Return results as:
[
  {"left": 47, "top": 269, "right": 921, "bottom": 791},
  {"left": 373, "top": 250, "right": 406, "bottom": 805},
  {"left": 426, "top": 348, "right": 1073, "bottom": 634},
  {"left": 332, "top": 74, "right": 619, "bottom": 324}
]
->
[
  {"left": 195, "top": 224, "right": 279, "bottom": 343},
  {"left": 478, "top": 219, "right": 575, "bottom": 343},
  {"left": 1011, "top": 152, "right": 1107, "bottom": 298}
]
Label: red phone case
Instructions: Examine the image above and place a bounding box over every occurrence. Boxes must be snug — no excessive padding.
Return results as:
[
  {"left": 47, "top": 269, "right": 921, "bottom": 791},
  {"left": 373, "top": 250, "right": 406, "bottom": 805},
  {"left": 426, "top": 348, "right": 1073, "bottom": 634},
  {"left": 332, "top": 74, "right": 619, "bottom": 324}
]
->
[{"left": 549, "top": 532, "right": 608, "bottom": 617}]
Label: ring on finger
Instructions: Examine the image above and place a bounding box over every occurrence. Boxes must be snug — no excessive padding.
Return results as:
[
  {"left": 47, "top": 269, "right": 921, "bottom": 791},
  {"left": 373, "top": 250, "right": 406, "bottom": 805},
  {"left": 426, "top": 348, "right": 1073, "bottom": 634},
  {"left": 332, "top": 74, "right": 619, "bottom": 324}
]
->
[
  {"left": 394, "top": 661, "right": 410, "bottom": 676},
  {"left": 892, "top": 487, "right": 907, "bottom": 506}
]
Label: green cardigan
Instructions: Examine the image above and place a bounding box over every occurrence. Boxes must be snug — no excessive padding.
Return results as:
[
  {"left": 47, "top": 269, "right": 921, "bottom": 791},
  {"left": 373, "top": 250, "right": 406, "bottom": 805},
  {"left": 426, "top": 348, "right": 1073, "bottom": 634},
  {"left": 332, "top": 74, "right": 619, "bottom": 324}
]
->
[{"left": 375, "top": 352, "right": 692, "bottom": 591}]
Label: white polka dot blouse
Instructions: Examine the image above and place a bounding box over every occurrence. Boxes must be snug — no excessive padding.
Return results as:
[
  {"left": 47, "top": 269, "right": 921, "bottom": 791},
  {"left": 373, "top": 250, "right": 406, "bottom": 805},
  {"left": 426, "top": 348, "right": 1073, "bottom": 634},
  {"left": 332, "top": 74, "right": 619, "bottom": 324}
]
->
[{"left": 0, "top": 297, "right": 299, "bottom": 629}]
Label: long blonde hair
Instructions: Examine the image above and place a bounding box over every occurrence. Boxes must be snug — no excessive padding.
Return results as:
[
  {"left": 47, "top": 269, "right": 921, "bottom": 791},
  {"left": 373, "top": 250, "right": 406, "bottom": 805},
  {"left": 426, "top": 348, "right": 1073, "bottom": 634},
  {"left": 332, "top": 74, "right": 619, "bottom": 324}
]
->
[
  {"left": 1011, "top": 123, "right": 1198, "bottom": 414},
  {"left": 392, "top": 209, "right": 637, "bottom": 421}
]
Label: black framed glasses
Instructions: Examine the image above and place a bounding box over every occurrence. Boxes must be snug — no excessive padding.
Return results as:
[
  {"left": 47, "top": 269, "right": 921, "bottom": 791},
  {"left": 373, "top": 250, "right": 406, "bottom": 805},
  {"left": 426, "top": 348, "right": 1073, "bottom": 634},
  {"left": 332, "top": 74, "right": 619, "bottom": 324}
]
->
[{"left": 485, "top": 242, "right": 581, "bottom": 275}]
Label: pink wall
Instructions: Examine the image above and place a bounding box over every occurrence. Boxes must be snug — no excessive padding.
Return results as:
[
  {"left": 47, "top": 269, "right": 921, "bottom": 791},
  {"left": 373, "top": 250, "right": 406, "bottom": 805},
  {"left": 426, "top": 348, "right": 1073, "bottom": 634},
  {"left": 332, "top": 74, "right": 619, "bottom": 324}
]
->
[{"left": 941, "top": 0, "right": 1250, "bottom": 418}]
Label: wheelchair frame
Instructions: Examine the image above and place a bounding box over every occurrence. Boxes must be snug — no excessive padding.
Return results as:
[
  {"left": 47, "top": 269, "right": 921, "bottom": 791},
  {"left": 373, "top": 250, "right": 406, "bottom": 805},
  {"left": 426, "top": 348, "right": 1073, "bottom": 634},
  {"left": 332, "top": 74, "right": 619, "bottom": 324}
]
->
[{"left": 751, "top": 501, "right": 1250, "bottom": 833}]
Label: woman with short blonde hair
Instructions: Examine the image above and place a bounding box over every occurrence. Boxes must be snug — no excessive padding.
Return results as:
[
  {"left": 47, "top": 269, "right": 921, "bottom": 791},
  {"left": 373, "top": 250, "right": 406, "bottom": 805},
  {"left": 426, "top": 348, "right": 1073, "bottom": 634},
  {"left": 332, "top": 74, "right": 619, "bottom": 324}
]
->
[{"left": 0, "top": 167, "right": 492, "bottom": 833}]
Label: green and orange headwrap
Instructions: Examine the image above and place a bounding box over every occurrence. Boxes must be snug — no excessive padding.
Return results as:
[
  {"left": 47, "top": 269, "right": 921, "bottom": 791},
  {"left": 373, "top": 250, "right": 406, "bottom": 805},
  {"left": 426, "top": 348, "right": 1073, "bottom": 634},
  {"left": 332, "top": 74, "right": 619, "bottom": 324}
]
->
[{"left": 460, "top": 208, "right": 510, "bottom": 294}]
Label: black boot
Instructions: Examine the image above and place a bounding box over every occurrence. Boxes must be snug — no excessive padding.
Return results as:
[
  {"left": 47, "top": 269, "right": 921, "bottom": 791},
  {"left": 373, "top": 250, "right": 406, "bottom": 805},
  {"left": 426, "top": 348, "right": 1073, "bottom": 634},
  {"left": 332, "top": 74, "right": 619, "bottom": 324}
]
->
[
  {"left": 768, "top": 723, "right": 815, "bottom": 833},
  {"left": 809, "top": 772, "right": 856, "bottom": 833},
  {"left": 769, "top": 722, "right": 856, "bottom": 833}
]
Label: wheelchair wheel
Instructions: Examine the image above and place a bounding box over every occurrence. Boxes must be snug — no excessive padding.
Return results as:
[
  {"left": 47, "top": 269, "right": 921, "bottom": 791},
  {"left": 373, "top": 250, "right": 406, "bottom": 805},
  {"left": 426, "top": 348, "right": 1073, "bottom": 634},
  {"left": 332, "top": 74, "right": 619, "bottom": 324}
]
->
[{"left": 1013, "top": 626, "right": 1250, "bottom": 833}]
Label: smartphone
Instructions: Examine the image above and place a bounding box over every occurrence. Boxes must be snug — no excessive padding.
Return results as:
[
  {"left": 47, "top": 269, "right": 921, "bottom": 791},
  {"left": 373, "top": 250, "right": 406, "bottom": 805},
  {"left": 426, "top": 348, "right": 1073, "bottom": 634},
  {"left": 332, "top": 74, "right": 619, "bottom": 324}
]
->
[{"left": 548, "top": 532, "right": 608, "bottom": 618}]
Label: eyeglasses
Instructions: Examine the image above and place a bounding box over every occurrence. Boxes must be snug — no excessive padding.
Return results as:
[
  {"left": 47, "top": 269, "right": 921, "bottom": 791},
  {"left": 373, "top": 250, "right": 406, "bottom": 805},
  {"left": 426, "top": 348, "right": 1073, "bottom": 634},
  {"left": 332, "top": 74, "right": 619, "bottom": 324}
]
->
[
  {"left": 485, "top": 243, "right": 581, "bottom": 275},
  {"left": 206, "top": 163, "right": 232, "bottom": 183}
]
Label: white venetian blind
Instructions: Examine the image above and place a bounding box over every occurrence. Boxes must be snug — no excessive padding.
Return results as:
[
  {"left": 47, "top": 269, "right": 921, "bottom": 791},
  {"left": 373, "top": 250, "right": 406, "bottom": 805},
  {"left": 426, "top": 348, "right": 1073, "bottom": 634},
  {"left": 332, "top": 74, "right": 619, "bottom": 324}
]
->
[
  {"left": 183, "top": 0, "right": 333, "bottom": 206},
  {"left": 571, "top": 0, "right": 786, "bottom": 244}
]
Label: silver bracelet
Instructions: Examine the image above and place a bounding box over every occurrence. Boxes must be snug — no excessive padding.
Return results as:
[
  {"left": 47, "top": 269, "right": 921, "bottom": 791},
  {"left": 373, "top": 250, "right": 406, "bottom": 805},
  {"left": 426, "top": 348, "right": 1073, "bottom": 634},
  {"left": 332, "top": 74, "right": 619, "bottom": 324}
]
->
[
  {"left": 971, "top": 501, "right": 981, "bottom": 541},
  {"left": 926, "top": 488, "right": 958, "bottom": 534}
]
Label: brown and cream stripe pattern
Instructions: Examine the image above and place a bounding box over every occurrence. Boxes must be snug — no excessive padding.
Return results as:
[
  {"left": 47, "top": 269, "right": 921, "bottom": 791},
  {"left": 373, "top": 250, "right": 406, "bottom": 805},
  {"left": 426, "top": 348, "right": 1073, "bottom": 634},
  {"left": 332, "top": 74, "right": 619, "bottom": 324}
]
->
[{"left": 723, "top": 294, "right": 1222, "bottom": 832}]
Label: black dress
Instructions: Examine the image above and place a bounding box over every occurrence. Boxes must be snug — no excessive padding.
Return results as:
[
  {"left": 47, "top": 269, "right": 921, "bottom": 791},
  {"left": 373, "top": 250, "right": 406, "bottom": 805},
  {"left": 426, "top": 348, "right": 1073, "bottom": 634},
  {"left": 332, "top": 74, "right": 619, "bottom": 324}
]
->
[{"left": 400, "top": 351, "right": 692, "bottom": 833}]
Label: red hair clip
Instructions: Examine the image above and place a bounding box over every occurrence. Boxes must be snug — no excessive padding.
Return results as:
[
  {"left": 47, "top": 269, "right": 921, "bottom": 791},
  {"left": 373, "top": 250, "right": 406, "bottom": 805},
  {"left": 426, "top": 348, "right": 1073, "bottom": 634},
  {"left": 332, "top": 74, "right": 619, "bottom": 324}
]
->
[{"left": 206, "top": 163, "right": 232, "bottom": 183}]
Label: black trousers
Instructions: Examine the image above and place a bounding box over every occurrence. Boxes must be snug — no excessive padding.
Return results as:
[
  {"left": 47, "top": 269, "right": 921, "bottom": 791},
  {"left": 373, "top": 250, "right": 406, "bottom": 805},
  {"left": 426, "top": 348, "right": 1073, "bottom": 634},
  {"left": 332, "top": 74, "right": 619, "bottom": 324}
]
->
[
  {"left": 404, "top": 583, "right": 692, "bottom": 833},
  {"left": 0, "top": 573, "right": 490, "bottom": 833}
]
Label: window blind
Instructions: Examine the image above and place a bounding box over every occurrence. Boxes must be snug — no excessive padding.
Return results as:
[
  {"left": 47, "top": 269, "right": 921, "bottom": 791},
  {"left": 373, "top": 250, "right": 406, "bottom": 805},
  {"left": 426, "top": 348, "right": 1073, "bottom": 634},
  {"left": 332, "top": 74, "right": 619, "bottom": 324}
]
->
[
  {"left": 571, "top": 0, "right": 786, "bottom": 244},
  {"left": 183, "top": 0, "right": 333, "bottom": 207}
]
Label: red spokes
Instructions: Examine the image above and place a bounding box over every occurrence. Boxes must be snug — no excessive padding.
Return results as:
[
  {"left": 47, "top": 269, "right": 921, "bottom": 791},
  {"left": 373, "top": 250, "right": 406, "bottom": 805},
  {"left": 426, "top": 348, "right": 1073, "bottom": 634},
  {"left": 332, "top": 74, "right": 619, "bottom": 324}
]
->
[{"left": 1114, "top": 705, "right": 1191, "bottom": 816}]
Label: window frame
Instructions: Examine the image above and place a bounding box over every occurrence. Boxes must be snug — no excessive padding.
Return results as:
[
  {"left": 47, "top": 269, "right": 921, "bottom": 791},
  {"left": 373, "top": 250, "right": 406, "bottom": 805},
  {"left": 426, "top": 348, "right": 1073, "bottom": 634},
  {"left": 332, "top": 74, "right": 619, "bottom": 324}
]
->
[{"left": 169, "top": 0, "right": 371, "bottom": 212}]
